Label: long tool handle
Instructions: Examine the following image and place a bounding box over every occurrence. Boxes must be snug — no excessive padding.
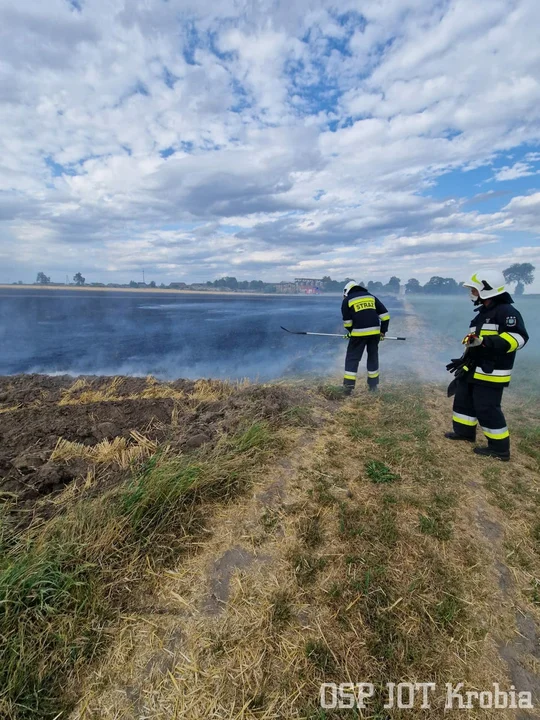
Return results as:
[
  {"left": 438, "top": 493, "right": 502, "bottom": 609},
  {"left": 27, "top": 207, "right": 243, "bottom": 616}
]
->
[
  {"left": 281, "top": 326, "right": 407, "bottom": 340},
  {"left": 280, "top": 326, "right": 345, "bottom": 337}
]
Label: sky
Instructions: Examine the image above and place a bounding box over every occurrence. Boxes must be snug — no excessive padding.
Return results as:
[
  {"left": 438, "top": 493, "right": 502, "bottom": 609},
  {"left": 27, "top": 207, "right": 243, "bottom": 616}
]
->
[{"left": 1, "top": 0, "right": 540, "bottom": 290}]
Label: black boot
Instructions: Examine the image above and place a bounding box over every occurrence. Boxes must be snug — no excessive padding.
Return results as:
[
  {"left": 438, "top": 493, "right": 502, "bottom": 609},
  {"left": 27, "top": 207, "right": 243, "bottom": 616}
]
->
[
  {"left": 444, "top": 432, "right": 475, "bottom": 443},
  {"left": 473, "top": 446, "right": 510, "bottom": 462}
]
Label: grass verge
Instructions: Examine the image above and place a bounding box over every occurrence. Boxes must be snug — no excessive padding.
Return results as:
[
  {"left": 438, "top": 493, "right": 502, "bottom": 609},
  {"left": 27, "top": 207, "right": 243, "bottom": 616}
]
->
[{"left": 0, "top": 420, "right": 283, "bottom": 719}]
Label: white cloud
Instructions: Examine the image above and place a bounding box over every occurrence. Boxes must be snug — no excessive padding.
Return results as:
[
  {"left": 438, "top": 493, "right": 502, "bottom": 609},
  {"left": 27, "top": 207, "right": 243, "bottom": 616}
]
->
[
  {"left": 494, "top": 162, "right": 538, "bottom": 181},
  {"left": 0, "top": 0, "right": 539, "bottom": 287},
  {"left": 501, "top": 191, "right": 540, "bottom": 233}
]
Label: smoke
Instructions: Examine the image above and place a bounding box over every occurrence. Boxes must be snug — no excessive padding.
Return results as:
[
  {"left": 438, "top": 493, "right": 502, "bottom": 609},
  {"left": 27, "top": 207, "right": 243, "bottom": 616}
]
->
[
  {"left": 0, "top": 290, "right": 349, "bottom": 381},
  {"left": 390, "top": 294, "right": 540, "bottom": 395},
  {"left": 0, "top": 289, "right": 537, "bottom": 395}
]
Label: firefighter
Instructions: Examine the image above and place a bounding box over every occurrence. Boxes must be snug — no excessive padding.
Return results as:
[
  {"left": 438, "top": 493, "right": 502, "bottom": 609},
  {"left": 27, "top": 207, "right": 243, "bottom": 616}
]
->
[
  {"left": 445, "top": 269, "right": 529, "bottom": 461},
  {"left": 342, "top": 281, "right": 390, "bottom": 394}
]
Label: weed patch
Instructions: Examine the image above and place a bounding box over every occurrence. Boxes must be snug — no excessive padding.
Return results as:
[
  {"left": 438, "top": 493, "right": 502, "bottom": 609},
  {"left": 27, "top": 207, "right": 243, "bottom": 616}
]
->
[
  {"left": 305, "top": 639, "right": 335, "bottom": 673},
  {"left": 365, "top": 460, "right": 400, "bottom": 484},
  {"left": 290, "top": 551, "right": 327, "bottom": 586},
  {"left": 269, "top": 590, "right": 293, "bottom": 627},
  {"left": 299, "top": 515, "right": 323, "bottom": 548},
  {"left": 418, "top": 510, "right": 453, "bottom": 541}
]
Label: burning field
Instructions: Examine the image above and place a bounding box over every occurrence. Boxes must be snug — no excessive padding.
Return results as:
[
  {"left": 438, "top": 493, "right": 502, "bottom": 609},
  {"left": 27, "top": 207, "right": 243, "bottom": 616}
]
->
[{"left": 0, "top": 374, "right": 539, "bottom": 719}]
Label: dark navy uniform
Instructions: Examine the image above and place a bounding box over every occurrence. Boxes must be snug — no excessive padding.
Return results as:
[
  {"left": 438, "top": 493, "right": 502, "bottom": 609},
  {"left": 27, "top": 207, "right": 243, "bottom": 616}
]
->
[
  {"left": 341, "top": 286, "right": 390, "bottom": 392},
  {"left": 452, "top": 294, "right": 529, "bottom": 452}
]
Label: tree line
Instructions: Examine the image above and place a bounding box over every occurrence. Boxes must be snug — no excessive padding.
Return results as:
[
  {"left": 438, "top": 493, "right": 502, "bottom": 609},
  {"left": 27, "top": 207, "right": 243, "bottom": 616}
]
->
[
  {"left": 326, "top": 263, "right": 535, "bottom": 295},
  {"left": 404, "top": 263, "right": 535, "bottom": 296},
  {"left": 31, "top": 263, "right": 535, "bottom": 295}
]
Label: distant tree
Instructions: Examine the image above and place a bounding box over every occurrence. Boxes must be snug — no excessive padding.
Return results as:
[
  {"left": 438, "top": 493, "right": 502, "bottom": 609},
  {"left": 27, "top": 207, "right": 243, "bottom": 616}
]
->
[
  {"left": 385, "top": 276, "right": 401, "bottom": 294},
  {"left": 249, "top": 280, "right": 265, "bottom": 290},
  {"left": 319, "top": 277, "right": 343, "bottom": 292},
  {"left": 129, "top": 280, "right": 138, "bottom": 288},
  {"left": 423, "top": 276, "right": 445, "bottom": 294},
  {"left": 214, "top": 276, "right": 238, "bottom": 290},
  {"left": 423, "top": 276, "right": 460, "bottom": 294},
  {"left": 367, "top": 280, "right": 384, "bottom": 294},
  {"left": 73, "top": 272, "right": 85, "bottom": 286},
  {"left": 442, "top": 277, "right": 459, "bottom": 293},
  {"left": 36, "top": 272, "right": 50, "bottom": 284},
  {"left": 149, "top": 280, "right": 156, "bottom": 288},
  {"left": 503, "top": 263, "right": 535, "bottom": 296},
  {"left": 405, "top": 278, "right": 422, "bottom": 294}
]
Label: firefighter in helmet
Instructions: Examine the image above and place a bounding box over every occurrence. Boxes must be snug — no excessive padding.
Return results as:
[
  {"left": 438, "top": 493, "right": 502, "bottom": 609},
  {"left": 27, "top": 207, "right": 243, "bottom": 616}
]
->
[
  {"left": 445, "top": 269, "right": 529, "bottom": 461},
  {"left": 342, "top": 281, "right": 390, "bottom": 394}
]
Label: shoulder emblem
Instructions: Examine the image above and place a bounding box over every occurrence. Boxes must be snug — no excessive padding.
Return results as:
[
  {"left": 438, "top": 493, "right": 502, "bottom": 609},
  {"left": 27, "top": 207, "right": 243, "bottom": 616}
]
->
[{"left": 506, "top": 316, "right": 517, "bottom": 327}]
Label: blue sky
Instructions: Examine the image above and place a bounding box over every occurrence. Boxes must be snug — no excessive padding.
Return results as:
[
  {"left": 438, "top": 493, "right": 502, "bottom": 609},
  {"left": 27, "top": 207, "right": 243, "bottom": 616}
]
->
[{"left": 0, "top": 0, "right": 540, "bottom": 290}]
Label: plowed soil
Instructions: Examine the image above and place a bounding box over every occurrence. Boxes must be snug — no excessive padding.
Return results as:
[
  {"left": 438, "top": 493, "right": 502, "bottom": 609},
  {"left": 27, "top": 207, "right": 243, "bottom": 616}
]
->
[{"left": 0, "top": 374, "right": 307, "bottom": 511}]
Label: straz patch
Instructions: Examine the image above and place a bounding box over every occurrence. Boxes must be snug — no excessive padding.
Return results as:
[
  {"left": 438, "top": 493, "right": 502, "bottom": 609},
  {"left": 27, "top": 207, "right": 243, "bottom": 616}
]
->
[
  {"left": 506, "top": 316, "right": 517, "bottom": 327},
  {"left": 350, "top": 297, "right": 376, "bottom": 312}
]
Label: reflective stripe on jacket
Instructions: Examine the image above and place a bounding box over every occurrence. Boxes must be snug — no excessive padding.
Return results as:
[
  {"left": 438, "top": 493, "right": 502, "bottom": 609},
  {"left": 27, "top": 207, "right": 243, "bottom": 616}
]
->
[
  {"left": 341, "top": 288, "right": 390, "bottom": 337},
  {"left": 466, "top": 297, "right": 528, "bottom": 387}
]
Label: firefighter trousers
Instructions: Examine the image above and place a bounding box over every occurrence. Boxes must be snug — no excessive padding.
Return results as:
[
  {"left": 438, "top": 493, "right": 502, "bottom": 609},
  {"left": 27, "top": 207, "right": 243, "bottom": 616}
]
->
[
  {"left": 343, "top": 337, "right": 380, "bottom": 391},
  {"left": 452, "top": 381, "right": 510, "bottom": 452}
]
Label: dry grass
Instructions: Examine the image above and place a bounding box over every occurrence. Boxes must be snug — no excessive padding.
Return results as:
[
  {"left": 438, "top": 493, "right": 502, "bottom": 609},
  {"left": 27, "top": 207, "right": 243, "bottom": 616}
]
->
[
  {"left": 68, "top": 384, "right": 538, "bottom": 720},
  {"left": 0, "top": 404, "right": 22, "bottom": 414},
  {"left": 57, "top": 376, "right": 250, "bottom": 407},
  {"left": 189, "top": 378, "right": 251, "bottom": 405},
  {"left": 59, "top": 377, "right": 125, "bottom": 405},
  {"left": 0, "top": 391, "right": 291, "bottom": 720},
  {"left": 135, "top": 376, "right": 186, "bottom": 402},
  {"left": 2, "top": 380, "right": 539, "bottom": 720},
  {"left": 51, "top": 432, "right": 160, "bottom": 469}
]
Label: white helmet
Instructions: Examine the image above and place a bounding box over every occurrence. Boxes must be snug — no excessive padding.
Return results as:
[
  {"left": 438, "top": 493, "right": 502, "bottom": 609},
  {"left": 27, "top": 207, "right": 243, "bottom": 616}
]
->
[
  {"left": 343, "top": 280, "right": 358, "bottom": 297},
  {"left": 463, "top": 270, "right": 506, "bottom": 300}
]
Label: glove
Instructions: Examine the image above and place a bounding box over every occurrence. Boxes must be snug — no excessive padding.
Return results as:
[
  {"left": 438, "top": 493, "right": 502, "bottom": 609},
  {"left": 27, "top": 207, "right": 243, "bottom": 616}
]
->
[
  {"left": 446, "top": 353, "right": 471, "bottom": 377},
  {"left": 446, "top": 358, "right": 464, "bottom": 373},
  {"left": 344, "top": 332, "right": 351, "bottom": 339},
  {"left": 380, "top": 333, "right": 385, "bottom": 342},
  {"left": 462, "top": 333, "right": 483, "bottom": 348}
]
